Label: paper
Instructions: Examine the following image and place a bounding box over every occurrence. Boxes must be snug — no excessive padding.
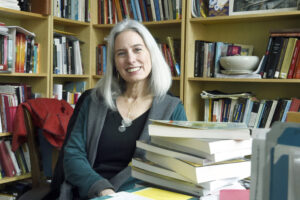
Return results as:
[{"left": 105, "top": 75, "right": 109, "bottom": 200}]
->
[
  {"left": 109, "top": 191, "right": 152, "bottom": 200},
  {"left": 134, "top": 187, "right": 193, "bottom": 200}
]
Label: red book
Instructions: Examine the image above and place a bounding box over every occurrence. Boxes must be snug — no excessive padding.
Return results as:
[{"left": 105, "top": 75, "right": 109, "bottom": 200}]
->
[
  {"left": 219, "top": 189, "right": 250, "bottom": 200},
  {"left": 287, "top": 40, "right": 300, "bottom": 78},
  {"left": 293, "top": 48, "right": 300, "bottom": 79},
  {"left": 289, "top": 97, "right": 300, "bottom": 112},
  {"left": 0, "top": 140, "right": 17, "bottom": 177}
]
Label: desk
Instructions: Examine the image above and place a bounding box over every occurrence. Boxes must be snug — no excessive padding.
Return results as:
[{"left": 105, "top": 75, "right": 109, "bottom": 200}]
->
[{"left": 91, "top": 187, "right": 198, "bottom": 200}]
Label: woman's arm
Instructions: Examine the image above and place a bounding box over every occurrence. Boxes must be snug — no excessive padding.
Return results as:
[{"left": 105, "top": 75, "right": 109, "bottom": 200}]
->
[
  {"left": 170, "top": 102, "right": 187, "bottom": 121},
  {"left": 63, "top": 97, "right": 114, "bottom": 199}
]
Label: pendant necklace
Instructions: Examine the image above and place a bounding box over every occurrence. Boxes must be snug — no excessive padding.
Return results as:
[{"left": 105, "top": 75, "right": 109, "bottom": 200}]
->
[{"left": 118, "top": 98, "right": 137, "bottom": 133}]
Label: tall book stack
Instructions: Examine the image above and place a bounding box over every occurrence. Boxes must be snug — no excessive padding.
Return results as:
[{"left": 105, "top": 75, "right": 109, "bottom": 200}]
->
[{"left": 131, "top": 120, "right": 252, "bottom": 198}]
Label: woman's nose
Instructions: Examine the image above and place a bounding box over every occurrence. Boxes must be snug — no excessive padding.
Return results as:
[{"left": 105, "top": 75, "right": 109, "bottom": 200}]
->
[{"left": 127, "top": 51, "right": 136, "bottom": 63}]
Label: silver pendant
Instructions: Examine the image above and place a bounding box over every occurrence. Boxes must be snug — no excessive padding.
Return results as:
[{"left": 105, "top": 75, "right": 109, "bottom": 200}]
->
[{"left": 118, "top": 118, "right": 133, "bottom": 132}]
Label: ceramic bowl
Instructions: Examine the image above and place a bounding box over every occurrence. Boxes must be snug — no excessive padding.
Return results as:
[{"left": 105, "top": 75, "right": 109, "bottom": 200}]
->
[{"left": 220, "top": 56, "right": 260, "bottom": 71}]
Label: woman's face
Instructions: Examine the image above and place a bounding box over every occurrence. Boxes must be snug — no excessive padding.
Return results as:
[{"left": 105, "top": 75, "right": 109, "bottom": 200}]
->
[{"left": 114, "top": 30, "right": 152, "bottom": 83}]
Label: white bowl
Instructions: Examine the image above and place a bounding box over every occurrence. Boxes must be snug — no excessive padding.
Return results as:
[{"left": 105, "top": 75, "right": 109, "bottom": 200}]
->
[{"left": 220, "top": 56, "right": 260, "bottom": 71}]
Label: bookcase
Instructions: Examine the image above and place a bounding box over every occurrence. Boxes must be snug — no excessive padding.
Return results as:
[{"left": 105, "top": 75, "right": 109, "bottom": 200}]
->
[
  {"left": 184, "top": 1, "right": 300, "bottom": 121},
  {"left": 0, "top": 0, "right": 186, "bottom": 185}
]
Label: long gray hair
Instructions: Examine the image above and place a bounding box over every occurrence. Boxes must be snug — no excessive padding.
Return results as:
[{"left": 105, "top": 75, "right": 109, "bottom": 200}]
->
[{"left": 92, "top": 19, "right": 172, "bottom": 110}]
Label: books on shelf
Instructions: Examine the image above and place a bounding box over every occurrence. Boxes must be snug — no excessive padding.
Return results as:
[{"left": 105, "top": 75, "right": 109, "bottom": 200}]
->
[
  {"left": 53, "top": 0, "right": 90, "bottom": 22},
  {"left": 53, "top": 32, "right": 84, "bottom": 75},
  {"left": 98, "top": 0, "right": 182, "bottom": 24}
]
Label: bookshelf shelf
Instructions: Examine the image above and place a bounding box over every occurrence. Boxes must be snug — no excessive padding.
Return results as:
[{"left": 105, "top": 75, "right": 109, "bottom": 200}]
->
[
  {"left": 0, "top": 7, "right": 46, "bottom": 20},
  {"left": 0, "top": 73, "right": 48, "bottom": 77},
  {"left": 184, "top": 2, "right": 300, "bottom": 121},
  {"left": 0, "top": 133, "right": 12, "bottom": 137},
  {"left": 0, "top": 173, "right": 31, "bottom": 185},
  {"left": 190, "top": 11, "right": 300, "bottom": 24},
  {"left": 53, "top": 17, "right": 90, "bottom": 26},
  {"left": 52, "top": 74, "right": 90, "bottom": 79},
  {"left": 188, "top": 78, "right": 300, "bottom": 83}
]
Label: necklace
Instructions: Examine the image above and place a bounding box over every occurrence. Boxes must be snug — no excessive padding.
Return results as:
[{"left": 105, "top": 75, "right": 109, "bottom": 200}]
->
[{"left": 118, "top": 97, "right": 137, "bottom": 133}]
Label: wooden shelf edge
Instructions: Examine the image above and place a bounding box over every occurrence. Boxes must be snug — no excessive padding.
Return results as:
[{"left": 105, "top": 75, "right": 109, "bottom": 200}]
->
[
  {"left": 188, "top": 77, "right": 300, "bottom": 83},
  {"left": 93, "top": 19, "right": 182, "bottom": 29},
  {"left": 0, "top": 173, "right": 31, "bottom": 184},
  {"left": 0, "top": 132, "right": 12, "bottom": 137},
  {"left": 190, "top": 11, "right": 300, "bottom": 24},
  {"left": 0, "top": 73, "right": 48, "bottom": 77},
  {"left": 52, "top": 74, "right": 90, "bottom": 78},
  {"left": 0, "top": 7, "right": 46, "bottom": 19},
  {"left": 53, "top": 16, "right": 90, "bottom": 26}
]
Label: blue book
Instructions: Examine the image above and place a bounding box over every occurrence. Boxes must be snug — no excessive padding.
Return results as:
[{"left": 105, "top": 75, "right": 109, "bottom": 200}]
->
[
  {"left": 130, "top": 0, "right": 138, "bottom": 20},
  {"left": 134, "top": 0, "right": 143, "bottom": 22},
  {"left": 281, "top": 100, "right": 292, "bottom": 122},
  {"left": 102, "top": 45, "right": 107, "bottom": 74},
  {"left": 141, "top": 0, "right": 149, "bottom": 21},
  {"left": 154, "top": 0, "right": 161, "bottom": 21}
]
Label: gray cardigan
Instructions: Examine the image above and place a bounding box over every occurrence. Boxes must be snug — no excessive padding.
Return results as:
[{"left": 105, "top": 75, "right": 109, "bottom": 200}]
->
[{"left": 60, "top": 91, "right": 186, "bottom": 199}]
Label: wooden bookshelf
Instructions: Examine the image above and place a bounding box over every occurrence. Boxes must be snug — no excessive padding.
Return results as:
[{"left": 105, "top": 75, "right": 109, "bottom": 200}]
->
[
  {"left": 0, "top": 173, "right": 31, "bottom": 185},
  {"left": 184, "top": 1, "right": 300, "bottom": 121}
]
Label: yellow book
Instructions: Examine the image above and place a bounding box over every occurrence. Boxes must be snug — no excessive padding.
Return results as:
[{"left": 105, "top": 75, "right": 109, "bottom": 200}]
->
[{"left": 279, "top": 37, "right": 298, "bottom": 79}]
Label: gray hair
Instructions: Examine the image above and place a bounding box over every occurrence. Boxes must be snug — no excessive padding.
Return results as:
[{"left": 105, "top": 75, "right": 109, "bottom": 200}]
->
[{"left": 92, "top": 19, "right": 172, "bottom": 110}]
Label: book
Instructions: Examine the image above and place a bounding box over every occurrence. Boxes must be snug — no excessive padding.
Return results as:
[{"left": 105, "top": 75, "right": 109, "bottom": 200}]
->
[
  {"left": 219, "top": 189, "right": 250, "bottom": 200},
  {"left": 264, "top": 100, "right": 278, "bottom": 128},
  {"left": 148, "top": 120, "right": 251, "bottom": 140},
  {"left": 150, "top": 136, "right": 252, "bottom": 155},
  {"left": 264, "top": 36, "right": 284, "bottom": 78},
  {"left": 30, "top": 0, "right": 51, "bottom": 15},
  {"left": 293, "top": 45, "right": 300, "bottom": 78},
  {"left": 132, "top": 158, "right": 242, "bottom": 192},
  {"left": 151, "top": 137, "right": 251, "bottom": 163},
  {"left": 287, "top": 39, "right": 300, "bottom": 79},
  {"left": 132, "top": 166, "right": 206, "bottom": 196},
  {"left": 273, "top": 37, "right": 289, "bottom": 78},
  {"left": 288, "top": 97, "right": 300, "bottom": 112},
  {"left": 145, "top": 151, "right": 251, "bottom": 184},
  {"left": 4, "top": 140, "right": 21, "bottom": 176},
  {"left": 279, "top": 37, "right": 298, "bottom": 79},
  {"left": 136, "top": 140, "right": 211, "bottom": 164},
  {"left": 0, "top": 140, "right": 16, "bottom": 177}
]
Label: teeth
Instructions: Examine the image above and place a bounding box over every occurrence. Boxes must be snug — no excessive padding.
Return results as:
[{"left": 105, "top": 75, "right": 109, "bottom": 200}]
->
[{"left": 127, "top": 67, "right": 140, "bottom": 72}]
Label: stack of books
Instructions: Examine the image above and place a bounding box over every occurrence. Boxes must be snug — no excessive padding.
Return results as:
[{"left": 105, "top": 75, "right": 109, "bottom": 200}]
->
[{"left": 131, "top": 120, "right": 252, "bottom": 198}]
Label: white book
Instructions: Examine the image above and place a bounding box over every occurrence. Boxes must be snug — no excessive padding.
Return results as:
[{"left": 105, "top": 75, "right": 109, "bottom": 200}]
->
[
  {"left": 145, "top": 151, "right": 251, "bottom": 184},
  {"left": 149, "top": 0, "right": 156, "bottom": 21},
  {"left": 151, "top": 136, "right": 252, "bottom": 155},
  {"left": 149, "top": 120, "right": 251, "bottom": 140},
  {"left": 136, "top": 140, "right": 211, "bottom": 165},
  {"left": 132, "top": 157, "right": 241, "bottom": 191},
  {"left": 264, "top": 100, "right": 278, "bottom": 128},
  {"left": 158, "top": 0, "right": 164, "bottom": 20},
  {"left": 132, "top": 166, "right": 206, "bottom": 197}
]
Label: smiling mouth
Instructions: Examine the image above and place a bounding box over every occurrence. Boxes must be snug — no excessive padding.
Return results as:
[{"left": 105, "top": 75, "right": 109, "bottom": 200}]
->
[{"left": 127, "top": 67, "right": 141, "bottom": 72}]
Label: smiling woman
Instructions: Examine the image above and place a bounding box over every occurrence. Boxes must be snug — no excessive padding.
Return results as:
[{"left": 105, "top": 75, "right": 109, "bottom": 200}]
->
[{"left": 50, "top": 19, "right": 188, "bottom": 200}]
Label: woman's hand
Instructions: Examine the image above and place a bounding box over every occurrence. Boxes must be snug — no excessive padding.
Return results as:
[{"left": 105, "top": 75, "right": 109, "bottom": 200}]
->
[{"left": 99, "top": 189, "right": 116, "bottom": 197}]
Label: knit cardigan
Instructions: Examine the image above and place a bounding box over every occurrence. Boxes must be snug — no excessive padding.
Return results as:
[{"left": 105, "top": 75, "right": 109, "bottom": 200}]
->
[{"left": 61, "top": 90, "right": 187, "bottom": 199}]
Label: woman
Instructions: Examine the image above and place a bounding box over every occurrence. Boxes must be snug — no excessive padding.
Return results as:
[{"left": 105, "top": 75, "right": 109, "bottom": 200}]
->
[{"left": 62, "top": 19, "right": 187, "bottom": 199}]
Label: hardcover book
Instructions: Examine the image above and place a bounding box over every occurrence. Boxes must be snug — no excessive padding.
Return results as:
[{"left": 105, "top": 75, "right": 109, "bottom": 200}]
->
[
  {"left": 145, "top": 151, "right": 251, "bottom": 184},
  {"left": 149, "top": 120, "right": 251, "bottom": 140}
]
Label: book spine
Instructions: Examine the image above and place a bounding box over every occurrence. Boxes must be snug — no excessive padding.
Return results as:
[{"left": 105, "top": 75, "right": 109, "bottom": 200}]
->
[
  {"left": 279, "top": 38, "right": 298, "bottom": 79},
  {"left": 265, "top": 37, "right": 284, "bottom": 78},
  {"left": 287, "top": 39, "right": 300, "bottom": 79}
]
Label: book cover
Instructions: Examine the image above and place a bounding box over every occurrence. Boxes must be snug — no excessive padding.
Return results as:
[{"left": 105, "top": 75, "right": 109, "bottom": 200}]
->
[
  {"left": 0, "top": 140, "right": 16, "bottom": 177},
  {"left": 288, "top": 97, "right": 300, "bottom": 112},
  {"left": 132, "top": 166, "right": 205, "bottom": 197},
  {"left": 31, "top": 0, "right": 51, "bottom": 15},
  {"left": 145, "top": 151, "right": 251, "bottom": 184},
  {"left": 150, "top": 136, "right": 252, "bottom": 156},
  {"left": 136, "top": 140, "right": 211, "bottom": 165},
  {"left": 265, "top": 36, "right": 284, "bottom": 78},
  {"left": 258, "top": 100, "right": 273, "bottom": 128},
  {"left": 287, "top": 39, "right": 300, "bottom": 78},
  {"left": 274, "top": 37, "right": 289, "bottom": 78},
  {"left": 279, "top": 37, "right": 298, "bottom": 79},
  {"left": 292, "top": 45, "right": 300, "bottom": 78}
]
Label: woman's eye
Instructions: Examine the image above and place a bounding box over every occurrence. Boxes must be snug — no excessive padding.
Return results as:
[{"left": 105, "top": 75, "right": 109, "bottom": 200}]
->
[
  {"left": 134, "top": 48, "right": 142, "bottom": 52},
  {"left": 117, "top": 52, "right": 126, "bottom": 56}
]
